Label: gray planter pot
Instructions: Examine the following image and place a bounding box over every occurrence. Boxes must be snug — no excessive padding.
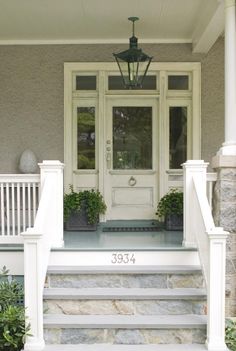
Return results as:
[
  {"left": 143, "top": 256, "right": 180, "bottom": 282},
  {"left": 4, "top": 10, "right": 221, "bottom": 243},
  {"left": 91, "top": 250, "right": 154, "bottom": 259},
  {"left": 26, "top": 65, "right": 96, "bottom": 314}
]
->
[
  {"left": 165, "top": 214, "right": 183, "bottom": 231},
  {"left": 64, "top": 207, "right": 97, "bottom": 231}
]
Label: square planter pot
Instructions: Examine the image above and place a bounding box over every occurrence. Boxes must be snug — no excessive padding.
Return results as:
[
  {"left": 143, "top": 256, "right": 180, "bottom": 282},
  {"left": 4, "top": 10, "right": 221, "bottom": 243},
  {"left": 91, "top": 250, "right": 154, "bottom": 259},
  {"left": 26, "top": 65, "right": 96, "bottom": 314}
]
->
[
  {"left": 165, "top": 214, "right": 183, "bottom": 231},
  {"left": 64, "top": 208, "right": 97, "bottom": 231}
]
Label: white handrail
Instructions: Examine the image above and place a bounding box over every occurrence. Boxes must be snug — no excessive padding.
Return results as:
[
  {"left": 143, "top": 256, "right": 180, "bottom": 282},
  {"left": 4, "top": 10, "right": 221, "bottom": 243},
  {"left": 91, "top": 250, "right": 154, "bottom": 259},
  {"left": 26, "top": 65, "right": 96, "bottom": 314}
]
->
[
  {"left": 21, "top": 161, "right": 64, "bottom": 351},
  {"left": 183, "top": 160, "right": 228, "bottom": 351},
  {"left": 0, "top": 174, "right": 40, "bottom": 243}
]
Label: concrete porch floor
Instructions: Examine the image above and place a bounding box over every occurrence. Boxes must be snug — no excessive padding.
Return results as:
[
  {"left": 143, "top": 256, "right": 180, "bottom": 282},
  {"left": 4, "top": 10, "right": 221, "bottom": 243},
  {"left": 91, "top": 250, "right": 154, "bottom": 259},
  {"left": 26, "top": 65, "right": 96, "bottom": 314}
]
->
[{"left": 62, "top": 220, "right": 184, "bottom": 251}]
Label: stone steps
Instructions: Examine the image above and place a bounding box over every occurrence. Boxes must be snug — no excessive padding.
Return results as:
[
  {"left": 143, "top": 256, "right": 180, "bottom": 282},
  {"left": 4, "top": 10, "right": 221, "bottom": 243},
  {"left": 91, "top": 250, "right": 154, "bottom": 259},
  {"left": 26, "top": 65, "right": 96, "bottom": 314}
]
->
[
  {"left": 43, "top": 287, "right": 206, "bottom": 316},
  {"left": 44, "top": 264, "right": 206, "bottom": 347}
]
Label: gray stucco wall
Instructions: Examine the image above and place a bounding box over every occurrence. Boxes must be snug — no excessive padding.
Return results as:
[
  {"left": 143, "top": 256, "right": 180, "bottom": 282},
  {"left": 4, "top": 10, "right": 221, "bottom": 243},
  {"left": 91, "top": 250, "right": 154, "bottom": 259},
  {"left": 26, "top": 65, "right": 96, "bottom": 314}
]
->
[{"left": 0, "top": 38, "right": 224, "bottom": 173}]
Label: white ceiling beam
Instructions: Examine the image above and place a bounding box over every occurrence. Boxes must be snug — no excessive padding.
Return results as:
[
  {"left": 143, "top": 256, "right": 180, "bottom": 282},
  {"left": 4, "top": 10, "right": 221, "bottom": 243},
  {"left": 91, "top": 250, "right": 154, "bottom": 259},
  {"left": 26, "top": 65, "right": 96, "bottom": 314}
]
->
[{"left": 192, "top": 0, "right": 224, "bottom": 53}]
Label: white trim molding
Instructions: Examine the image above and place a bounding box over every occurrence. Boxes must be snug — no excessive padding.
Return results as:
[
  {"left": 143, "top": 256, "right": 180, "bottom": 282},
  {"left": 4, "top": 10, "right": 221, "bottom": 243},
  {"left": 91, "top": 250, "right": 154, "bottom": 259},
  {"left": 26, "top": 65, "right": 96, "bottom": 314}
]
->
[{"left": 192, "top": 0, "right": 224, "bottom": 53}]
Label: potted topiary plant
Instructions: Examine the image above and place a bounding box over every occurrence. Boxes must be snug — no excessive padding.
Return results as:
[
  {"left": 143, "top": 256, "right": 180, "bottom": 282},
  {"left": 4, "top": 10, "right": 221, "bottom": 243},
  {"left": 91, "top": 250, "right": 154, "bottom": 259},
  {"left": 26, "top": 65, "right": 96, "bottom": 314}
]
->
[
  {"left": 64, "top": 185, "right": 107, "bottom": 231},
  {"left": 156, "top": 189, "right": 183, "bottom": 231}
]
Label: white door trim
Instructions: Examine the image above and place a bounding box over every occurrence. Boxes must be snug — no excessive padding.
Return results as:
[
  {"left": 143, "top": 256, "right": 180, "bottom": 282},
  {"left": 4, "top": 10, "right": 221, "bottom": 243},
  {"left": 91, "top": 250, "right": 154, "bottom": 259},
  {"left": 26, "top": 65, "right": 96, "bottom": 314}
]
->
[{"left": 64, "top": 62, "right": 201, "bottom": 208}]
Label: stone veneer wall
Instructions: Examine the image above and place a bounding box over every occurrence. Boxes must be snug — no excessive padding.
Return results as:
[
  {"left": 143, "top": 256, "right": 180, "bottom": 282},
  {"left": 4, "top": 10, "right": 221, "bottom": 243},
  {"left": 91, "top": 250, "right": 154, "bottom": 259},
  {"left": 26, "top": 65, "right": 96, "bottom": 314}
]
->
[
  {"left": 213, "top": 160, "right": 236, "bottom": 316},
  {"left": 0, "top": 38, "right": 224, "bottom": 172}
]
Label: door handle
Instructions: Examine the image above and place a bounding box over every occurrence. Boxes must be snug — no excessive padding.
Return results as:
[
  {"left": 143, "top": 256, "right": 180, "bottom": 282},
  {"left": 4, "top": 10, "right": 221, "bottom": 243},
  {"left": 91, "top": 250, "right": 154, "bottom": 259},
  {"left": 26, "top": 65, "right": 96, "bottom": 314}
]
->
[{"left": 106, "top": 152, "right": 111, "bottom": 169}]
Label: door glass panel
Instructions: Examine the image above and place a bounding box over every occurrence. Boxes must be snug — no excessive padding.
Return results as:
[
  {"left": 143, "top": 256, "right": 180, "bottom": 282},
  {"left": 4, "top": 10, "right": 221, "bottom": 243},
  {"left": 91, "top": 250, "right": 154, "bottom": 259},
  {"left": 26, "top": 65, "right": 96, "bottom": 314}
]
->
[
  {"left": 169, "top": 106, "right": 187, "bottom": 169},
  {"left": 108, "top": 76, "right": 157, "bottom": 90},
  {"left": 168, "top": 75, "right": 189, "bottom": 90},
  {"left": 113, "top": 107, "right": 152, "bottom": 169},
  {"left": 76, "top": 76, "right": 97, "bottom": 90},
  {"left": 77, "top": 107, "right": 95, "bottom": 169}
]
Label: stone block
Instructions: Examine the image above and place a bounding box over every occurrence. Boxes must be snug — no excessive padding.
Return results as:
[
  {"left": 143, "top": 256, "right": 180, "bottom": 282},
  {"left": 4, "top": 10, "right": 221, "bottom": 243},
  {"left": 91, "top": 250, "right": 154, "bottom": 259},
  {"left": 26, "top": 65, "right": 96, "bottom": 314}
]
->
[
  {"left": 167, "top": 274, "right": 204, "bottom": 289},
  {"left": 49, "top": 273, "right": 167, "bottom": 289},
  {"left": 114, "top": 329, "right": 145, "bottom": 344},
  {"left": 220, "top": 180, "right": 236, "bottom": 202},
  {"left": 226, "top": 259, "right": 236, "bottom": 275},
  {"left": 218, "top": 169, "right": 236, "bottom": 181},
  {"left": 61, "top": 329, "right": 105, "bottom": 344},
  {"left": 44, "top": 328, "right": 61, "bottom": 344}
]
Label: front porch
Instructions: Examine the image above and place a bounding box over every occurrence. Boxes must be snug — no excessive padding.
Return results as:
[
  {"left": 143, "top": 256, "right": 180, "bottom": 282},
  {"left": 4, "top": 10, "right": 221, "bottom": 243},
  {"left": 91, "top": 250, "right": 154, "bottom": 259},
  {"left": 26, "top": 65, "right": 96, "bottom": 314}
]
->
[{"left": 0, "top": 160, "right": 229, "bottom": 351}]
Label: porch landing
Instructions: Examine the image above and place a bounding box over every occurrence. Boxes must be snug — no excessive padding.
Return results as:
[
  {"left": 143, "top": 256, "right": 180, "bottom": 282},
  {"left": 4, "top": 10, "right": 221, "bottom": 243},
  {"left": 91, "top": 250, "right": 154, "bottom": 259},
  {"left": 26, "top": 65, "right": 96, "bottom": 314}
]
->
[{"left": 62, "top": 220, "right": 184, "bottom": 251}]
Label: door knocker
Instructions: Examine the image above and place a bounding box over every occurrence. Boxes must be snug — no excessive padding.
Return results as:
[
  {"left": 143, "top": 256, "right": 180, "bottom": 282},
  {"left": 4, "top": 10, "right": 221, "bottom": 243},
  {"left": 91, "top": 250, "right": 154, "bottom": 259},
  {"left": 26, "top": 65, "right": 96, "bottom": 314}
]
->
[{"left": 128, "top": 176, "right": 137, "bottom": 186}]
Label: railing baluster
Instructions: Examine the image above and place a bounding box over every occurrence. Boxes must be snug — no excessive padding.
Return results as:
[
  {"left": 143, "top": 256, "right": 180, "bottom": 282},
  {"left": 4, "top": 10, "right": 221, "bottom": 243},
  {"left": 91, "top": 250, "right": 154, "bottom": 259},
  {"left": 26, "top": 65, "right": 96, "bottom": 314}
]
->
[
  {"left": 17, "top": 183, "right": 21, "bottom": 235},
  {"left": 6, "top": 183, "right": 10, "bottom": 236},
  {"left": 11, "top": 183, "right": 15, "bottom": 236},
  {"left": 33, "top": 183, "right": 37, "bottom": 223},
  {"left": 27, "top": 183, "right": 31, "bottom": 228},
  {"left": 0, "top": 183, "right": 5, "bottom": 236},
  {"left": 22, "top": 183, "right": 26, "bottom": 232}
]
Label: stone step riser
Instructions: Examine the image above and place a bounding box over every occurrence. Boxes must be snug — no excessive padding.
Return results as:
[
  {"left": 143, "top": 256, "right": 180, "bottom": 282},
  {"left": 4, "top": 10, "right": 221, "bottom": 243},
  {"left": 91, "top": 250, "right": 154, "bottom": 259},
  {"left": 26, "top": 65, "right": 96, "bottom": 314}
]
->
[
  {"left": 44, "top": 299, "right": 206, "bottom": 316},
  {"left": 47, "top": 273, "right": 204, "bottom": 289},
  {"left": 44, "top": 327, "right": 206, "bottom": 345}
]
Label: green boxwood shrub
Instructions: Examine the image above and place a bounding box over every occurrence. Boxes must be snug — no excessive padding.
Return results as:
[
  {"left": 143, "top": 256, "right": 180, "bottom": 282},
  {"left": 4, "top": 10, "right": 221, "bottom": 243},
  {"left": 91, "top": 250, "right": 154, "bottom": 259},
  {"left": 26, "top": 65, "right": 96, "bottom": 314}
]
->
[
  {"left": 226, "top": 319, "right": 236, "bottom": 351},
  {"left": 0, "top": 266, "right": 30, "bottom": 351}
]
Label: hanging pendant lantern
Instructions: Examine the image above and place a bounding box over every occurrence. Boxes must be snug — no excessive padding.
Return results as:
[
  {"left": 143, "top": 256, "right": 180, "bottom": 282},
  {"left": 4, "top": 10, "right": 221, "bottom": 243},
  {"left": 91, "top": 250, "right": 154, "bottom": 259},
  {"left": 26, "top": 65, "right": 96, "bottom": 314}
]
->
[{"left": 113, "top": 17, "right": 153, "bottom": 89}]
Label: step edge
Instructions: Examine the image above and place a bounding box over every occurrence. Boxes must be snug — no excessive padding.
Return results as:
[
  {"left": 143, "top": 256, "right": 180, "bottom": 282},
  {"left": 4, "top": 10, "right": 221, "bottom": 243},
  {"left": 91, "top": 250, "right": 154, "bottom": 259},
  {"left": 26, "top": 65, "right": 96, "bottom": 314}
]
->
[
  {"left": 43, "top": 287, "right": 207, "bottom": 300},
  {"left": 43, "top": 345, "right": 206, "bottom": 351},
  {"left": 47, "top": 265, "right": 202, "bottom": 275},
  {"left": 43, "top": 314, "right": 207, "bottom": 328}
]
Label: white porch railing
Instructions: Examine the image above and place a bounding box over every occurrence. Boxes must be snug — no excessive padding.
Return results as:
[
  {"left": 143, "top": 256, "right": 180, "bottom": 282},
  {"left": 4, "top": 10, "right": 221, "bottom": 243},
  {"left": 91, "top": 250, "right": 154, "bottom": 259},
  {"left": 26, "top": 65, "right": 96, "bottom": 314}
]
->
[
  {"left": 21, "top": 161, "right": 64, "bottom": 351},
  {"left": 167, "top": 169, "right": 217, "bottom": 211},
  {"left": 0, "top": 174, "right": 40, "bottom": 243},
  {"left": 183, "top": 160, "right": 228, "bottom": 351}
]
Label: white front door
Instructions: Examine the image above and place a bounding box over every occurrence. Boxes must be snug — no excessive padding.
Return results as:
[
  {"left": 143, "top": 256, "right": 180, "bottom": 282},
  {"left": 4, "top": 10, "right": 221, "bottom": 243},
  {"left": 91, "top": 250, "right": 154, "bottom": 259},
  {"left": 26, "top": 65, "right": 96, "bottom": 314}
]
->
[{"left": 104, "top": 97, "right": 158, "bottom": 220}]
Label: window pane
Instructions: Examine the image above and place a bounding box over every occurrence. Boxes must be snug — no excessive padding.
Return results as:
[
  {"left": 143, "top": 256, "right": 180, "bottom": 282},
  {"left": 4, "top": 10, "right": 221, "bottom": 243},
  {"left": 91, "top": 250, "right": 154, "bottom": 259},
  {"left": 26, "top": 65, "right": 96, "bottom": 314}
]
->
[
  {"left": 168, "top": 75, "right": 189, "bottom": 90},
  {"left": 169, "top": 107, "right": 187, "bottom": 169},
  {"left": 76, "top": 76, "right": 96, "bottom": 90},
  {"left": 108, "top": 76, "right": 157, "bottom": 90},
  {"left": 113, "top": 107, "right": 152, "bottom": 169},
  {"left": 77, "top": 107, "right": 95, "bottom": 169}
]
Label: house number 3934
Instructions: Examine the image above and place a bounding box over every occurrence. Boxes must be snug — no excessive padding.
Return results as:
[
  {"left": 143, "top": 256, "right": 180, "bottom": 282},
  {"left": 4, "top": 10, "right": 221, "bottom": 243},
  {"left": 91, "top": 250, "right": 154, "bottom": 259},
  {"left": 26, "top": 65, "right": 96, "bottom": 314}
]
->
[{"left": 111, "top": 253, "right": 136, "bottom": 264}]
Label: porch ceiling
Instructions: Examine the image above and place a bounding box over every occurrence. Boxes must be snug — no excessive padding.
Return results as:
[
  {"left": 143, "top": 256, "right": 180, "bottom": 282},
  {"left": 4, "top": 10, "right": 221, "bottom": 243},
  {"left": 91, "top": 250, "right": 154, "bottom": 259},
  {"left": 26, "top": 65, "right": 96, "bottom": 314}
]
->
[{"left": 0, "top": 0, "right": 224, "bottom": 53}]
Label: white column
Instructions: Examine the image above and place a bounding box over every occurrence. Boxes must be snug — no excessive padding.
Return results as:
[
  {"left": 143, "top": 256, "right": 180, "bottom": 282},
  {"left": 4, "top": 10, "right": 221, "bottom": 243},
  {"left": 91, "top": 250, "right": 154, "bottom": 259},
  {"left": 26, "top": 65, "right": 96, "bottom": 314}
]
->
[
  {"left": 219, "top": 0, "right": 236, "bottom": 155},
  {"left": 206, "top": 229, "right": 228, "bottom": 351},
  {"left": 182, "top": 160, "right": 208, "bottom": 247},
  {"left": 38, "top": 160, "right": 65, "bottom": 247},
  {"left": 22, "top": 230, "right": 45, "bottom": 351}
]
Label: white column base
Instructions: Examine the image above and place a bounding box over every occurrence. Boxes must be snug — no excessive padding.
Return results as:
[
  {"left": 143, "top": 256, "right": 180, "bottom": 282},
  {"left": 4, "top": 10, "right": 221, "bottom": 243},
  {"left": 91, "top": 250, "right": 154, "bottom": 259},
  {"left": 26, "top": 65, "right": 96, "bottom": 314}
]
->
[
  {"left": 206, "top": 339, "right": 228, "bottom": 351},
  {"left": 24, "top": 339, "right": 45, "bottom": 351},
  {"left": 218, "top": 141, "right": 236, "bottom": 156}
]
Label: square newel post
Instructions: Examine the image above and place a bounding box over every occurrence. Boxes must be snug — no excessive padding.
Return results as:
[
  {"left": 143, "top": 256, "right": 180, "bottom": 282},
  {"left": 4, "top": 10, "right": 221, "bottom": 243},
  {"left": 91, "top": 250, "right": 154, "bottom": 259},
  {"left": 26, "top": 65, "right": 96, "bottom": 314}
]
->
[
  {"left": 207, "top": 229, "right": 228, "bottom": 351},
  {"left": 182, "top": 160, "right": 208, "bottom": 247},
  {"left": 38, "top": 160, "right": 65, "bottom": 248},
  {"left": 21, "top": 229, "right": 45, "bottom": 351}
]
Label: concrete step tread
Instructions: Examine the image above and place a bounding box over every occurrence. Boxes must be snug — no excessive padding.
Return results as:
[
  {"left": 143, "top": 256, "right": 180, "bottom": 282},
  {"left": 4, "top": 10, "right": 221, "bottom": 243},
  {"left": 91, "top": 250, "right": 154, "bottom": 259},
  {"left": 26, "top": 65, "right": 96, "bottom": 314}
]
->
[
  {"left": 43, "top": 287, "right": 206, "bottom": 300},
  {"left": 47, "top": 265, "right": 202, "bottom": 275},
  {"left": 43, "top": 344, "right": 207, "bottom": 351},
  {"left": 44, "top": 314, "right": 207, "bottom": 329}
]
